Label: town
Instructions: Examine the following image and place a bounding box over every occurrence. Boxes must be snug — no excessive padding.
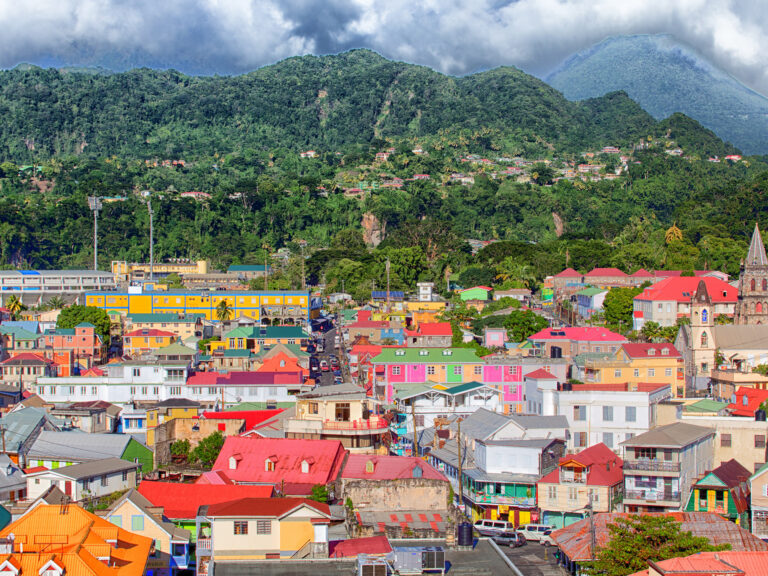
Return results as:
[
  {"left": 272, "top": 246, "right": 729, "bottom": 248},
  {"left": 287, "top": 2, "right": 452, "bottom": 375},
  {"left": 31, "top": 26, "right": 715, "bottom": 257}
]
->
[{"left": 0, "top": 219, "right": 765, "bottom": 576}]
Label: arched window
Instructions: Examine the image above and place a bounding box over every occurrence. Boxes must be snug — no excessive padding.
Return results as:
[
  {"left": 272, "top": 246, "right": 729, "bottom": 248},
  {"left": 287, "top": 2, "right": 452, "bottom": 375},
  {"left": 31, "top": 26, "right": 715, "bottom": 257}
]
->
[
  {"left": 759, "top": 302, "right": 765, "bottom": 314},
  {"left": 763, "top": 279, "right": 767, "bottom": 291},
  {"left": 752, "top": 278, "right": 757, "bottom": 291},
  {"left": 700, "top": 332, "right": 708, "bottom": 347}
]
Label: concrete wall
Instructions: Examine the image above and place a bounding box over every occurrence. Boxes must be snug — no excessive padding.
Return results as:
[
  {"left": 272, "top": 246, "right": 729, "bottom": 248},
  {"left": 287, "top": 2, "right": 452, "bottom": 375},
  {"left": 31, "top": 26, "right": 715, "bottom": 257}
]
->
[
  {"left": 339, "top": 478, "right": 450, "bottom": 512},
  {"left": 154, "top": 417, "right": 245, "bottom": 466}
]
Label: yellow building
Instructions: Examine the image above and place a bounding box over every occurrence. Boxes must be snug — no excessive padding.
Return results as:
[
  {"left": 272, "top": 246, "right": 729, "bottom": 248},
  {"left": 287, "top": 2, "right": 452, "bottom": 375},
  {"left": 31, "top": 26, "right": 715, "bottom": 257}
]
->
[
  {"left": 210, "top": 325, "right": 309, "bottom": 354},
  {"left": 146, "top": 398, "right": 201, "bottom": 447},
  {"left": 202, "top": 498, "right": 330, "bottom": 561},
  {"left": 85, "top": 289, "right": 311, "bottom": 324},
  {"left": 112, "top": 259, "right": 209, "bottom": 283},
  {"left": 123, "top": 328, "right": 177, "bottom": 356},
  {"left": 125, "top": 312, "right": 206, "bottom": 341},
  {"left": 582, "top": 343, "right": 685, "bottom": 397},
  {"left": 107, "top": 490, "right": 191, "bottom": 576}
]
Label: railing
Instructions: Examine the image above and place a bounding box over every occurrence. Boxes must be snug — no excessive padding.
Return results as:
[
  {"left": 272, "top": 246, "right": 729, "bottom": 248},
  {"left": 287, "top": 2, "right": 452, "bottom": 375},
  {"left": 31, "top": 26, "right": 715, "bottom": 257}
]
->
[
  {"left": 467, "top": 491, "right": 536, "bottom": 507},
  {"left": 624, "top": 489, "right": 680, "bottom": 503},
  {"left": 323, "top": 417, "right": 388, "bottom": 431},
  {"left": 623, "top": 460, "right": 681, "bottom": 473},
  {"left": 171, "top": 553, "right": 189, "bottom": 569},
  {"left": 559, "top": 475, "right": 587, "bottom": 484},
  {"left": 196, "top": 539, "right": 212, "bottom": 555}
]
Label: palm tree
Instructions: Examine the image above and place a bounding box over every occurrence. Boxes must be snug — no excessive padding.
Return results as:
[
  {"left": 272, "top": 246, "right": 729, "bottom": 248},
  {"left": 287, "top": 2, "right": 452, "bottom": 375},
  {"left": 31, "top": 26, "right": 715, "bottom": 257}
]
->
[
  {"left": 5, "top": 295, "right": 26, "bottom": 320},
  {"left": 45, "top": 296, "right": 65, "bottom": 310},
  {"left": 215, "top": 300, "right": 233, "bottom": 323}
]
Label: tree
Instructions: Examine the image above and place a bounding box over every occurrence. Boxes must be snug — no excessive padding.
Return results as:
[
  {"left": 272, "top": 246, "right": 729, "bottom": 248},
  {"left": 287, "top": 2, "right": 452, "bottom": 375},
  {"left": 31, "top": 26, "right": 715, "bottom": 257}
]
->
[
  {"left": 584, "top": 515, "right": 728, "bottom": 576},
  {"left": 190, "top": 431, "right": 225, "bottom": 467},
  {"left": 5, "top": 295, "right": 27, "bottom": 320},
  {"left": 503, "top": 310, "right": 549, "bottom": 342},
  {"left": 161, "top": 273, "right": 184, "bottom": 289},
  {"left": 602, "top": 286, "right": 643, "bottom": 333},
  {"left": 310, "top": 484, "right": 329, "bottom": 503},
  {"left": 170, "top": 439, "right": 190, "bottom": 461},
  {"left": 640, "top": 321, "right": 662, "bottom": 342},
  {"left": 57, "top": 305, "right": 110, "bottom": 340},
  {"left": 44, "top": 296, "right": 65, "bottom": 311},
  {"left": 216, "top": 300, "right": 233, "bottom": 323}
]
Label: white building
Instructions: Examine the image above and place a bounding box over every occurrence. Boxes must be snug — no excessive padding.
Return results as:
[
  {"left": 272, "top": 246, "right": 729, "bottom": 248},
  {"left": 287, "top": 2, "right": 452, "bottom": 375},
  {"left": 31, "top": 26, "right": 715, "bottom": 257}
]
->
[
  {"left": 0, "top": 270, "right": 116, "bottom": 306},
  {"left": 25, "top": 457, "right": 140, "bottom": 502}
]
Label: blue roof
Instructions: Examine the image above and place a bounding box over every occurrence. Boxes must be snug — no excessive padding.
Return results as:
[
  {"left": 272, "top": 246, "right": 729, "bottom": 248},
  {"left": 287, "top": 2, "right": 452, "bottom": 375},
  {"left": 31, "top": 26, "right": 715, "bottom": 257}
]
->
[
  {"left": 19, "top": 271, "right": 39, "bottom": 276},
  {"left": 371, "top": 290, "right": 404, "bottom": 301},
  {"left": 2, "top": 321, "right": 39, "bottom": 334},
  {"left": 228, "top": 264, "right": 271, "bottom": 272}
]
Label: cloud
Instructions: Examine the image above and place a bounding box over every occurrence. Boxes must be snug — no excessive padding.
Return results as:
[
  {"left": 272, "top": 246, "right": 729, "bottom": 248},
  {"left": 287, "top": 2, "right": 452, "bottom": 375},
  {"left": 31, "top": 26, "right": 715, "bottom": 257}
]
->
[{"left": 0, "top": 0, "right": 767, "bottom": 95}]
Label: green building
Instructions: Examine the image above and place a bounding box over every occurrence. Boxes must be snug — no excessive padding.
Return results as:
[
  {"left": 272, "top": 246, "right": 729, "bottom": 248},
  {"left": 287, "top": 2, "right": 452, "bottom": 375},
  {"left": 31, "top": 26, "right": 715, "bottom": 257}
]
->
[{"left": 685, "top": 459, "right": 751, "bottom": 525}]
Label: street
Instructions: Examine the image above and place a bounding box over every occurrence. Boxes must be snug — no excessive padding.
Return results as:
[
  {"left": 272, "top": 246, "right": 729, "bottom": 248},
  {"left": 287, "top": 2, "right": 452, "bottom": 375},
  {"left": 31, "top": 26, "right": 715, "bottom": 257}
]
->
[
  {"left": 312, "top": 326, "right": 347, "bottom": 386},
  {"left": 503, "top": 542, "right": 563, "bottom": 576}
]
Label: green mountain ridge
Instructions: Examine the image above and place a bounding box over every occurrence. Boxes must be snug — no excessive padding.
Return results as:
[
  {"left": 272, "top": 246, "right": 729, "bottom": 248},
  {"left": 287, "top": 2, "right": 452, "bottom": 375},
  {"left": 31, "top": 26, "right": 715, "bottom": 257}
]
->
[
  {"left": 546, "top": 34, "right": 768, "bottom": 155},
  {"left": 0, "top": 48, "right": 726, "bottom": 162}
]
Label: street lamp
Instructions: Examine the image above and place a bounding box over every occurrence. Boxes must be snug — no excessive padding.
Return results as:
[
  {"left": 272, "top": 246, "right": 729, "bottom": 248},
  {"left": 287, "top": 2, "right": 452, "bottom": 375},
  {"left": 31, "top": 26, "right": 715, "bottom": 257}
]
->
[{"left": 87, "top": 196, "right": 102, "bottom": 271}]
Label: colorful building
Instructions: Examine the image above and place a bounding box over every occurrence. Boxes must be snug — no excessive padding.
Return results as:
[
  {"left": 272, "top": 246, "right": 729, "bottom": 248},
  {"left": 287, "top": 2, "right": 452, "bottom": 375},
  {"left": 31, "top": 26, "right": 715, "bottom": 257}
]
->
[
  {"left": 85, "top": 289, "right": 311, "bottom": 325},
  {"left": 685, "top": 458, "right": 751, "bottom": 524},
  {"left": 457, "top": 286, "right": 492, "bottom": 301},
  {"left": 214, "top": 325, "right": 309, "bottom": 353},
  {"left": 125, "top": 313, "right": 207, "bottom": 342},
  {"left": 528, "top": 327, "right": 627, "bottom": 362},
  {"left": 123, "top": 328, "right": 177, "bottom": 356},
  {"left": 146, "top": 399, "right": 201, "bottom": 446},
  {"left": 42, "top": 322, "right": 106, "bottom": 363}
]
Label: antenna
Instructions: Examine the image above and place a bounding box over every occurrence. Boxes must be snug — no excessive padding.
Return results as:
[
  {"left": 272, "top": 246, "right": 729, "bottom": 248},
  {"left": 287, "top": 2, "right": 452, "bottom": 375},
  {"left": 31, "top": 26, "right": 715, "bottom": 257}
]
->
[{"left": 87, "top": 196, "right": 103, "bottom": 271}]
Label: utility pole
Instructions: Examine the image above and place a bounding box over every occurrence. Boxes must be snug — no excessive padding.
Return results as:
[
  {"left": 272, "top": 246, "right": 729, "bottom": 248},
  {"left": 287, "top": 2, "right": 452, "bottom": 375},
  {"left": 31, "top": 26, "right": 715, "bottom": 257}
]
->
[
  {"left": 588, "top": 492, "right": 596, "bottom": 560},
  {"left": 457, "top": 419, "right": 463, "bottom": 509},
  {"left": 147, "top": 195, "right": 155, "bottom": 281},
  {"left": 298, "top": 240, "right": 307, "bottom": 290},
  {"left": 221, "top": 386, "right": 226, "bottom": 412},
  {"left": 386, "top": 257, "right": 391, "bottom": 306},
  {"left": 411, "top": 403, "right": 419, "bottom": 457},
  {"left": 263, "top": 243, "right": 269, "bottom": 291},
  {"left": 87, "top": 196, "right": 102, "bottom": 271}
]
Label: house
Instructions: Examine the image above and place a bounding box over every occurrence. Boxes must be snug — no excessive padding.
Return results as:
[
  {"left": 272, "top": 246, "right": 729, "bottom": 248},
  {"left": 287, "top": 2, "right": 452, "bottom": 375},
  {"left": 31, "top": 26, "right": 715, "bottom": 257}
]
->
[
  {"left": 107, "top": 489, "right": 191, "bottom": 576},
  {"left": 750, "top": 462, "right": 768, "bottom": 539},
  {"left": 125, "top": 313, "right": 207, "bottom": 342},
  {"left": 0, "top": 504, "right": 152, "bottom": 576},
  {"left": 404, "top": 322, "right": 453, "bottom": 348},
  {"left": 0, "top": 406, "right": 61, "bottom": 466},
  {"left": 727, "top": 387, "right": 768, "bottom": 417},
  {"left": 633, "top": 276, "right": 737, "bottom": 330},
  {"left": 577, "top": 343, "right": 685, "bottom": 398},
  {"left": 68, "top": 399, "right": 122, "bottom": 431},
  {"left": 42, "top": 322, "right": 106, "bottom": 364},
  {"left": 0, "top": 383, "right": 22, "bottom": 408},
  {"left": 457, "top": 286, "right": 492, "bottom": 302},
  {"left": 284, "top": 383, "right": 388, "bottom": 451},
  {"left": 628, "top": 551, "right": 768, "bottom": 576},
  {"left": 685, "top": 458, "right": 751, "bottom": 524},
  {"left": 483, "top": 327, "right": 508, "bottom": 349},
  {"left": 218, "top": 325, "right": 309, "bottom": 353},
  {"left": 575, "top": 287, "right": 608, "bottom": 319},
  {"left": 493, "top": 288, "right": 531, "bottom": 302},
  {"left": 152, "top": 414, "right": 246, "bottom": 467},
  {"left": 49, "top": 402, "right": 112, "bottom": 432},
  {"left": 211, "top": 437, "right": 347, "bottom": 496},
  {"left": 196, "top": 497, "right": 331, "bottom": 567},
  {"left": 146, "top": 398, "right": 201, "bottom": 446},
  {"left": 137, "top": 482, "right": 274, "bottom": 541},
  {"left": 184, "top": 369, "right": 311, "bottom": 407},
  {"left": 0, "top": 352, "right": 58, "bottom": 384},
  {"left": 0, "top": 454, "right": 26, "bottom": 502},
  {"left": 537, "top": 443, "right": 624, "bottom": 529},
  {"left": 25, "top": 457, "right": 141, "bottom": 501},
  {"left": 26, "top": 430, "right": 153, "bottom": 472},
  {"left": 527, "top": 327, "right": 627, "bottom": 362},
  {"left": 552, "top": 512, "right": 768, "bottom": 576},
  {"left": 621, "top": 422, "right": 715, "bottom": 512},
  {"left": 123, "top": 328, "right": 177, "bottom": 357}
]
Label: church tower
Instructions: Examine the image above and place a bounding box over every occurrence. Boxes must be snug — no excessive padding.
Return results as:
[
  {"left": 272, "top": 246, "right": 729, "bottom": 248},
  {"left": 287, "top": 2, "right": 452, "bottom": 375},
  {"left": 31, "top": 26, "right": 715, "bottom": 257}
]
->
[
  {"left": 689, "top": 279, "right": 715, "bottom": 386},
  {"left": 734, "top": 223, "right": 768, "bottom": 324}
]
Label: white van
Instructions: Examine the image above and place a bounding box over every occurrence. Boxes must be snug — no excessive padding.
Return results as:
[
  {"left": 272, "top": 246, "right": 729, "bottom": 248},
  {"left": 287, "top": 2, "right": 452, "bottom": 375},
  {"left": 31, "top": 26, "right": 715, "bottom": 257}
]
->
[
  {"left": 520, "top": 524, "right": 556, "bottom": 544},
  {"left": 473, "top": 519, "right": 516, "bottom": 537}
]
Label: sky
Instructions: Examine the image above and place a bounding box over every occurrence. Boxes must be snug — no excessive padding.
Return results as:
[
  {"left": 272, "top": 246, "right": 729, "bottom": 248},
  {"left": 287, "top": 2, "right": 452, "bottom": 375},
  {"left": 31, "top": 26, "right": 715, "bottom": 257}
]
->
[{"left": 1, "top": 0, "right": 767, "bottom": 96}]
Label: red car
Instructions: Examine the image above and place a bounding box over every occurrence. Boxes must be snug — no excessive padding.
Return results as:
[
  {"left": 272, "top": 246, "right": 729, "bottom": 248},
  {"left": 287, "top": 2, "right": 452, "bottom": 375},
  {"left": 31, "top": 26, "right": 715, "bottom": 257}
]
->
[{"left": 320, "top": 360, "right": 330, "bottom": 372}]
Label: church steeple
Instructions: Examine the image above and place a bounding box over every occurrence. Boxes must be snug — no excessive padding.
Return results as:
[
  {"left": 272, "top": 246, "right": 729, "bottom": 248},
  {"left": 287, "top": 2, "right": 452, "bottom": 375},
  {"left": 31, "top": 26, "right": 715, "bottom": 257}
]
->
[{"left": 746, "top": 222, "right": 768, "bottom": 267}]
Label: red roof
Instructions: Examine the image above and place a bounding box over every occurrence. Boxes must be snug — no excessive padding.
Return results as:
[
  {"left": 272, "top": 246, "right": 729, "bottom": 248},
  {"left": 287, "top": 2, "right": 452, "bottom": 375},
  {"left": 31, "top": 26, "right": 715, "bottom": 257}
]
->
[
  {"left": 23, "top": 466, "right": 48, "bottom": 474},
  {"left": 635, "top": 276, "right": 737, "bottom": 303},
  {"left": 555, "top": 268, "right": 581, "bottom": 278},
  {"left": 458, "top": 286, "right": 493, "bottom": 292},
  {"left": 206, "top": 497, "right": 330, "bottom": 518},
  {"left": 585, "top": 267, "right": 627, "bottom": 277},
  {"left": 630, "top": 268, "right": 653, "bottom": 277},
  {"left": 727, "top": 387, "right": 768, "bottom": 417},
  {"left": 621, "top": 343, "right": 681, "bottom": 359},
  {"left": 212, "top": 437, "right": 347, "bottom": 493},
  {"left": 137, "top": 482, "right": 274, "bottom": 518},
  {"left": 349, "top": 320, "right": 390, "bottom": 329},
  {"left": 525, "top": 368, "right": 558, "bottom": 380},
  {"left": 342, "top": 455, "right": 447, "bottom": 481},
  {"left": 414, "top": 322, "right": 452, "bottom": 337},
  {"left": 529, "top": 327, "right": 627, "bottom": 342},
  {"left": 124, "top": 328, "right": 176, "bottom": 338},
  {"left": 0, "top": 352, "right": 52, "bottom": 365},
  {"left": 329, "top": 536, "right": 392, "bottom": 558},
  {"left": 202, "top": 409, "right": 284, "bottom": 430},
  {"left": 195, "top": 470, "right": 234, "bottom": 485},
  {"left": 538, "top": 443, "right": 623, "bottom": 487},
  {"left": 630, "top": 551, "right": 768, "bottom": 576}
]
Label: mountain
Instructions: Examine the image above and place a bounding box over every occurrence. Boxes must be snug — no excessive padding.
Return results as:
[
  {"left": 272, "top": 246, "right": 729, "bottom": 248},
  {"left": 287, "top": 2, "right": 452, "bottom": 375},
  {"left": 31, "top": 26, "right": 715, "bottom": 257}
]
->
[
  {"left": 0, "top": 49, "right": 664, "bottom": 161},
  {"left": 546, "top": 34, "right": 768, "bottom": 155}
]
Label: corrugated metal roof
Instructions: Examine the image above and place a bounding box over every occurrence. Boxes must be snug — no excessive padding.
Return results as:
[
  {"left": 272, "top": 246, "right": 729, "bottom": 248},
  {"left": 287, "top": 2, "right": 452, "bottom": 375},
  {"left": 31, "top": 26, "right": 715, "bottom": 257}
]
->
[{"left": 28, "top": 431, "right": 132, "bottom": 461}]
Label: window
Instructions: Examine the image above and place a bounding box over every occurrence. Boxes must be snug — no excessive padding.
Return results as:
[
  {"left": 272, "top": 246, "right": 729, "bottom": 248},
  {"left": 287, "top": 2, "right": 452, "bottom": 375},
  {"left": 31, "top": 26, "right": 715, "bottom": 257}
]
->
[
  {"left": 91, "top": 386, "right": 97, "bottom": 395},
  {"left": 603, "top": 432, "right": 614, "bottom": 448},
  {"left": 122, "top": 470, "right": 128, "bottom": 482},
  {"left": 721, "top": 434, "right": 732, "bottom": 448},
  {"left": 665, "top": 368, "right": 672, "bottom": 377},
  {"left": 574, "top": 406, "right": 586, "bottom": 421},
  {"left": 265, "top": 459, "right": 276, "bottom": 472},
  {"left": 256, "top": 520, "right": 271, "bottom": 534},
  {"left": 101, "top": 474, "right": 108, "bottom": 486},
  {"left": 574, "top": 432, "right": 587, "bottom": 448},
  {"left": 614, "top": 369, "right": 622, "bottom": 378},
  {"left": 131, "top": 515, "right": 144, "bottom": 531},
  {"left": 234, "top": 521, "right": 248, "bottom": 535},
  {"left": 169, "top": 387, "right": 181, "bottom": 395},
  {"left": 141, "top": 387, "right": 148, "bottom": 395},
  {"left": 547, "top": 486, "right": 557, "bottom": 500},
  {"left": 602, "top": 406, "right": 613, "bottom": 422},
  {"left": 133, "top": 368, "right": 140, "bottom": 377},
  {"left": 308, "top": 402, "right": 318, "bottom": 414},
  {"left": 756, "top": 435, "right": 766, "bottom": 449},
  {"left": 392, "top": 366, "right": 401, "bottom": 376},
  {"left": 427, "top": 366, "right": 435, "bottom": 375},
  {"left": 701, "top": 362, "right": 709, "bottom": 373},
  {"left": 626, "top": 406, "right": 637, "bottom": 422},
  {"left": 589, "top": 488, "right": 600, "bottom": 504},
  {"left": 453, "top": 366, "right": 462, "bottom": 375},
  {"left": 111, "top": 516, "right": 122, "bottom": 527},
  {"left": 474, "top": 366, "right": 482, "bottom": 375},
  {"left": 568, "top": 487, "right": 578, "bottom": 501},
  {"left": 335, "top": 402, "right": 350, "bottom": 422},
  {"left": 633, "top": 369, "right": 640, "bottom": 378}
]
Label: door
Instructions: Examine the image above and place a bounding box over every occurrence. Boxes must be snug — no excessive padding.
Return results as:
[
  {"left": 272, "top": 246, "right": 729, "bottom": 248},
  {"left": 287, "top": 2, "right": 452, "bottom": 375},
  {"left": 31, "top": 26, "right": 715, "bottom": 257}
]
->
[{"left": 65, "top": 481, "right": 72, "bottom": 497}]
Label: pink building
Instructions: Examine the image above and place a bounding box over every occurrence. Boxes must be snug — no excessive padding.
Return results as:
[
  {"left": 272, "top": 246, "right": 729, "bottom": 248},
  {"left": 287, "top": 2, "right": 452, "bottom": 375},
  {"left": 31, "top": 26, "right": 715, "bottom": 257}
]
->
[{"left": 42, "top": 322, "right": 105, "bottom": 365}]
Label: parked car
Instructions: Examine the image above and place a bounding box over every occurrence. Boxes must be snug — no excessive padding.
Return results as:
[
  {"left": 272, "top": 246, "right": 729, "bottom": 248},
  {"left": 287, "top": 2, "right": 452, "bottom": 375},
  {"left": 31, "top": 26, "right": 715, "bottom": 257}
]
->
[
  {"left": 334, "top": 375, "right": 343, "bottom": 384},
  {"left": 519, "top": 524, "right": 556, "bottom": 543},
  {"left": 473, "top": 519, "right": 516, "bottom": 537},
  {"left": 309, "top": 357, "right": 320, "bottom": 370},
  {"left": 330, "top": 359, "right": 340, "bottom": 370},
  {"left": 491, "top": 532, "right": 526, "bottom": 548},
  {"left": 320, "top": 360, "right": 330, "bottom": 372},
  {"left": 539, "top": 531, "right": 554, "bottom": 546}
]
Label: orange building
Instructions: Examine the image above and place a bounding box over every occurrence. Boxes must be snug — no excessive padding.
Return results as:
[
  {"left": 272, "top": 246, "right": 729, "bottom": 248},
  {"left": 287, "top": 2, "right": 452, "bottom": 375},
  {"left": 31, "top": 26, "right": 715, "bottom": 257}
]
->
[{"left": 0, "top": 504, "right": 152, "bottom": 576}]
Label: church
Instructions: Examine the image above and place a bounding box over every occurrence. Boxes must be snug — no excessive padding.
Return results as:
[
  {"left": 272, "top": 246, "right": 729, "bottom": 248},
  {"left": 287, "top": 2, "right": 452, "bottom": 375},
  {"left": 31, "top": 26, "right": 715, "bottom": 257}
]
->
[{"left": 734, "top": 223, "right": 768, "bottom": 324}]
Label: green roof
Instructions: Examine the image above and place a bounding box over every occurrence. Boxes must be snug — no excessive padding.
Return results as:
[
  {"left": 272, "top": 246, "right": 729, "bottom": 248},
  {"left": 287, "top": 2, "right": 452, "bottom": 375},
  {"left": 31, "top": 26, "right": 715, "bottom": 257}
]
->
[
  {"left": 224, "top": 402, "right": 293, "bottom": 411},
  {"left": 48, "top": 328, "right": 75, "bottom": 336},
  {"left": 576, "top": 287, "right": 606, "bottom": 297},
  {"left": 0, "top": 326, "right": 39, "bottom": 340},
  {"left": 393, "top": 381, "right": 486, "bottom": 400},
  {"left": 223, "top": 325, "right": 308, "bottom": 340},
  {"left": 155, "top": 341, "right": 197, "bottom": 356},
  {"left": 441, "top": 381, "right": 486, "bottom": 395},
  {"left": 683, "top": 399, "right": 728, "bottom": 413},
  {"left": 221, "top": 349, "right": 254, "bottom": 358},
  {"left": 372, "top": 347, "right": 482, "bottom": 364},
  {"left": 75, "top": 322, "right": 96, "bottom": 328},
  {"left": 128, "top": 313, "right": 205, "bottom": 324},
  {"left": 227, "top": 264, "right": 270, "bottom": 272}
]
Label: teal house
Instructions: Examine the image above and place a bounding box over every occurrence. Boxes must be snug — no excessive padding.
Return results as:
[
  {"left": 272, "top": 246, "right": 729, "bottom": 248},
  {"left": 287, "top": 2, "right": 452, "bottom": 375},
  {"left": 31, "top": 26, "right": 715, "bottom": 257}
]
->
[{"left": 685, "top": 459, "right": 751, "bottom": 525}]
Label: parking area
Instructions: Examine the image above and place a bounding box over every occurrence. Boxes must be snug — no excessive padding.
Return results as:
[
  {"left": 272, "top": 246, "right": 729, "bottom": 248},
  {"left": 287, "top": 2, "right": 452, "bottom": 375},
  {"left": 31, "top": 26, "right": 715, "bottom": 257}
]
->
[{"left": 503, "top": 542, "right": 563, "bottom": 576}]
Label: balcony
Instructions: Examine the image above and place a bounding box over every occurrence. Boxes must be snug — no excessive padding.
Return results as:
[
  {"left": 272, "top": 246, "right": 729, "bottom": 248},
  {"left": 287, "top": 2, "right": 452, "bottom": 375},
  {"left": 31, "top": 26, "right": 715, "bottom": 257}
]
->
[
  {"left": 623, "top": 460, "right": 681, "bottom": 473},
  {"left": 559, "top": 473, "right": 586, "bottom": 484},
  {"left": 624, "top": 489, "right": 680, "bottom": 504},
  {"left": 196, "top": 538, "right": 212, "bottom": 556},
  {"left": 467, "top": 491, "right": 536, "bottom": 507},
  {"left": 322, "top": 417, "right": 389, "bottom": 431},
  {"left": 171, "top": 546, "right": 190, "bottom": 569}
]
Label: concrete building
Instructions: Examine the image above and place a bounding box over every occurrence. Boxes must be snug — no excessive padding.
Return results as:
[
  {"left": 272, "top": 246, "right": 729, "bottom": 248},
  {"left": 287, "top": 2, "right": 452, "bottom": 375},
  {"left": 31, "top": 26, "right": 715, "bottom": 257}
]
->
[
  {"left": 25, "top": 457, "right": 140, "bottom": 501},
  {"left": 0, "top": 270, "right": 116, "bottom": 306}
]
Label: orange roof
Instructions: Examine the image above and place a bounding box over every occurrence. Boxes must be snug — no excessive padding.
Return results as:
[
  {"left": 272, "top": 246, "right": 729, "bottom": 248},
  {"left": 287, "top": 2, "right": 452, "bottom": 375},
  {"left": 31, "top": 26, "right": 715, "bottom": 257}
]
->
[
  {"left": 0, "top": 504, "right": 152, "bottom": 576},
  {"left": 123, "top": 329, "right": 176, "bottom": 338},
  {"left": 257, "top": 352, "right": 305, "bottom": 374}
]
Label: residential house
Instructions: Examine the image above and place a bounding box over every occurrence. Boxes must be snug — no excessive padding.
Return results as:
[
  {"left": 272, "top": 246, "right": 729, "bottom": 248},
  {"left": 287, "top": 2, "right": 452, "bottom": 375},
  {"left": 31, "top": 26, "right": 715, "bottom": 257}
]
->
[
  {"left": 578, "top": 343, "right": 686, "bottom": 397},
  {"left": 750, "top": 462, "right": 768, "bottom": 539},
  {"left": 493, "top": 288, "right": 531, "bottom": 302},
  {"left": 49, "top": 403, "right": 112, "bottom": 432},
  {"left": 146, "top": 399, "right": 201, "bottom": 446},
  {"left": 123, "top": 328, "right": 177, "bottom": 357},
  {"left": 685, "top": 459, "right": 751, "bottom": 525},
  {"left": 125, "top": 313, "right": 207, "bottom": 342},
  {"left": 0, "top": 352, "right": 58, "bottom": 385},
  {"left": 0, "top": 503, "right": 152, "bottom": 576},
  {"left": 527, "top": 327, "right": 627, "bottom": 362},
  {"left": 119, "top": 404, "right": 148, "bottom": 437},
  {"left": 0, "top": 406, "right": 60, "bottom": 466},
  {"left": 0, "top": 325, "right": 43, "bottom": 355},
  {"left": 184, "top": 369, "right": 311, "bottom": 408},
  {"left": 152, "top": 414, "right": 246, "bottom": 467},
  {"left": 537, "top": 443, "right": 624, "bottom": 529},
  {"left": 216, "top": 325, "right": 309, "bottom": 354},
  {"left": 107, "top": 489, "right": 191, "bottom": 576},
  {"left": 284, "top": 383, "right": 388, "bottom": 451},
  {"left": 628, "top": 551, "right": 768, "bottom": 576},
  {"left": 727, "top": 387, "right": 768, "bottom": 417},
  {"left": 211, "top": 437, "right": 347, "bottom": 497},
  {"left": 26, "top": 430, "right": 153, "bottom": 472},
  {"left": 575, "top": 287, "right": 608, "bottom": 319},
  {"left": 68, "top": 399, "right": 122, "bottom": 431},
  {"left": 137, "top": 482, "right": 274, "bottom": 541},
  {"left": 552, "top": 512, "right": 768, "bottom": 576},
  {"left": 226, "top": 264, "right": 271, "bottom": 279},
  {"left": 483, "top": 327, "right": 508, "bottom": 349},
  {"left": 0, "top": 454, "right": 26, "bottom": 502},
  {"left": 345, "top": 315, "right": 404, "bottom": 346},
  {"left": 621, "top": 422, "right": 715, "bottom": 512},
  {"left": 42, "top": 322, "right": 106, "bottom": 364},
  {"left": 404, "top": 322, "right": 453, "bottom": 348},
  {"left": 25, "top": 457, "right": 140, "bottom": 501},
  {"left": 196, "top": 497, "right": 331, "bottom": 569},
  {"left": 457, "top": 286, "right": 492, "bottom": 302},
  {"left": 0, "top": 383, "right": 22, "bottom": 407}
]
